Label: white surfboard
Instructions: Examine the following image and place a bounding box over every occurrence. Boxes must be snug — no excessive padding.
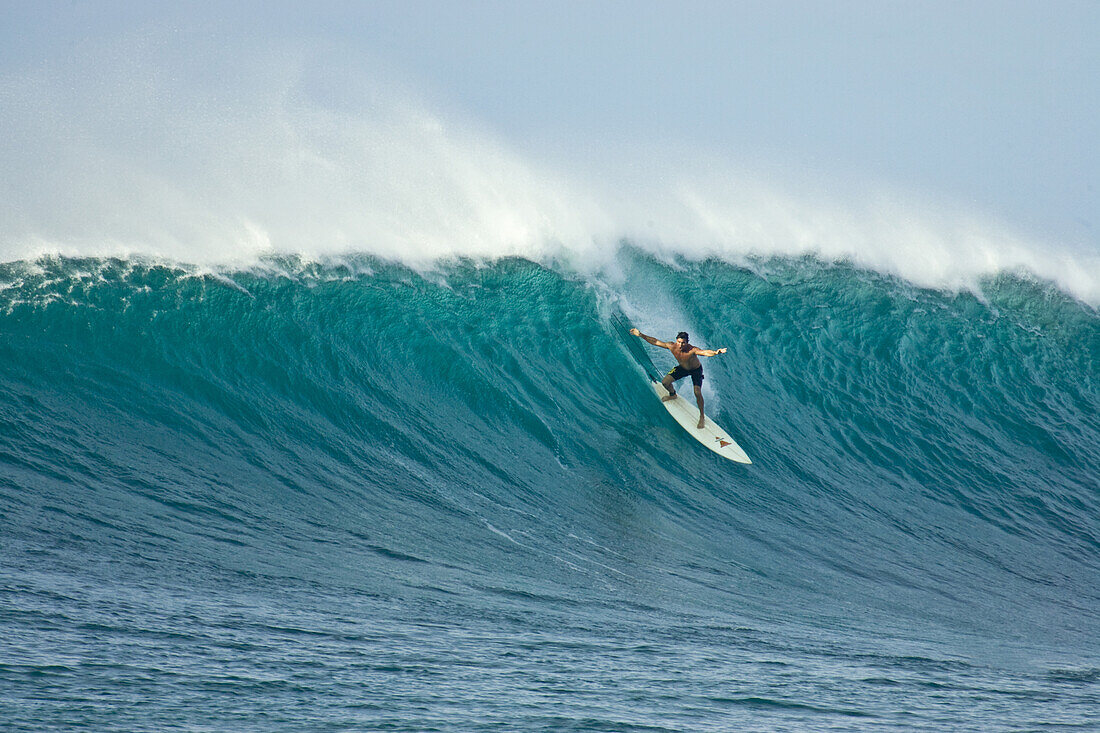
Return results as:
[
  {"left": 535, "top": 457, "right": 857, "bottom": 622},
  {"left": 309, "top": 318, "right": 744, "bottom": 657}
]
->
[{"left": 652, "top": 381, "right": 751, "bottom": 464}]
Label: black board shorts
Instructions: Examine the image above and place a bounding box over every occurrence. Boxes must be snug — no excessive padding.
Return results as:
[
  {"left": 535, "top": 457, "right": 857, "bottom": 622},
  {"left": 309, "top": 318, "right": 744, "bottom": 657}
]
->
[{"left": 667, "top": 364, "right": 704, "bottom": 387}]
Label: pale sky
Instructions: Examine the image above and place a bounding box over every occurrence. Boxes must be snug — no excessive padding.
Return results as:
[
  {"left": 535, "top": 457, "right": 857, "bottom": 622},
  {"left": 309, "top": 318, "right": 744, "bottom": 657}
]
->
[{"left": 3, "top": 1, "right": 1098, "bottom": 251}]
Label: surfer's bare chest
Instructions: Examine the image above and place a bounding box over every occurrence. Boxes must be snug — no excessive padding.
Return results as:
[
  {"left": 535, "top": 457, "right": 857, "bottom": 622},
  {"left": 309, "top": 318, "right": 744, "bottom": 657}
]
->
[{"left": 671, "top": 345, "right": 701, "bottom": 370}]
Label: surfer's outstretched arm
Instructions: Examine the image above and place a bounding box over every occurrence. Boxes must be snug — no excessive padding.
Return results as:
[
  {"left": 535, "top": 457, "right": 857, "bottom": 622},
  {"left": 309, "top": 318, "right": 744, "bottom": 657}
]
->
[
  {"left": 696, "top": 347, "right": 728, "bottom": 357},
  {"left": 630, "top": 328, "right": 673, "bottom": 350}
]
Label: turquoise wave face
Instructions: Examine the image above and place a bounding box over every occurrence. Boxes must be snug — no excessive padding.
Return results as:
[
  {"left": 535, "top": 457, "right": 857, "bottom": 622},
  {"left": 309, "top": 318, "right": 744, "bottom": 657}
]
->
[{"left": 2, "top": 251, "right": 1098, "bottom": 729}]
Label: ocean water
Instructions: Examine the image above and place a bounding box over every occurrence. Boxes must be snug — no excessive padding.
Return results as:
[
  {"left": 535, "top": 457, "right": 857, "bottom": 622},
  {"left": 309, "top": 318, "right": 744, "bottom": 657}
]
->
[{"left": 1, "top": 246, "right": 1097, "bottom": 731}]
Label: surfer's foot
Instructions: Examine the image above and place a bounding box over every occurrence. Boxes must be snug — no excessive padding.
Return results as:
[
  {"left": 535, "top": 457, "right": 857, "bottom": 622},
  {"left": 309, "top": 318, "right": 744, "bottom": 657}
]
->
[
  {"left": 661, "top": 393, "right": 676, "bottom": 402},
  {"left": 697, "top": 417, "right": 705, "bottom": 429}
]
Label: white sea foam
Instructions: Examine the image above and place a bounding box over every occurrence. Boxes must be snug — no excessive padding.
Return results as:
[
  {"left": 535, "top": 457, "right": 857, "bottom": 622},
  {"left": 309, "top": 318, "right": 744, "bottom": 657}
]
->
[{"left": 2, "top": 36, "right": 1097, "bottom": 303}]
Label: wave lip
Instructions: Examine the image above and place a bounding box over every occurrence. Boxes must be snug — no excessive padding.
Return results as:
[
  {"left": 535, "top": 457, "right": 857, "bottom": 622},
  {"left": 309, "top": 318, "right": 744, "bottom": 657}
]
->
[{"left": 2, "top": 36, "right": 1098, "bottom": 304}]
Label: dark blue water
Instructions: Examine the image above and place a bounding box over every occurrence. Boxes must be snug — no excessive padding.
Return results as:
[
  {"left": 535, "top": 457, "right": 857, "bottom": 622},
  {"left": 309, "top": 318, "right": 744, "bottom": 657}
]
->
[{"left": 2, "top": 250, "right": 1098, "bottom": 731}]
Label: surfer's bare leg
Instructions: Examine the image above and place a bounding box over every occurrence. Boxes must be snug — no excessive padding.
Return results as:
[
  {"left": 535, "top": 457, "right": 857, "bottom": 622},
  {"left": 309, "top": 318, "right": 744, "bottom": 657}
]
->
[
  {"left": 694, "top": 385, "right": 705, "bottom": 428},
  {"left": 661, "top": 374, "right": 678, "bottom": 401}
]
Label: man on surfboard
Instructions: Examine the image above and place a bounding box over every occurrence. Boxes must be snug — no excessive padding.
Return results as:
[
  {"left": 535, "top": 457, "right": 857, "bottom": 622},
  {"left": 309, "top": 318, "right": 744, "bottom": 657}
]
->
[{"left": 630, "top": 328, "right": 727, "bottom": 429}]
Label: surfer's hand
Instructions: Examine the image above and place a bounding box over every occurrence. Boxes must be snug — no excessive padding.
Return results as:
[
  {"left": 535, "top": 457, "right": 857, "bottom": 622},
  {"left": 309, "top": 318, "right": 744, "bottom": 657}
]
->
[
  {"left": 718, "top": 348, "right": 727, "bottom": 354},
  {"left": 630, "top": 328, "right": 640, "bottom": 336}
]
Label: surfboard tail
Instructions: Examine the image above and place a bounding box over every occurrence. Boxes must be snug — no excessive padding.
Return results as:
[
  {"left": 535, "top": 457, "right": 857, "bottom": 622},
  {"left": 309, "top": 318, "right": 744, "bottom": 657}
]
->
[{"left": 651, "top": 380, "right": 752, "bottom": 464}]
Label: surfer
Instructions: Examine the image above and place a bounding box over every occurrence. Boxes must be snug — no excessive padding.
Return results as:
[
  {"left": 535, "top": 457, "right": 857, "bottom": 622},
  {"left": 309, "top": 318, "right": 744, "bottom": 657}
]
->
[{"left": 630, "top": 328, "right": 727, "bottom": 429}]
